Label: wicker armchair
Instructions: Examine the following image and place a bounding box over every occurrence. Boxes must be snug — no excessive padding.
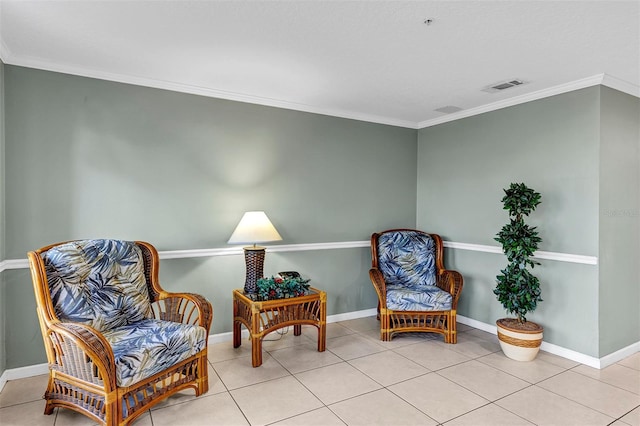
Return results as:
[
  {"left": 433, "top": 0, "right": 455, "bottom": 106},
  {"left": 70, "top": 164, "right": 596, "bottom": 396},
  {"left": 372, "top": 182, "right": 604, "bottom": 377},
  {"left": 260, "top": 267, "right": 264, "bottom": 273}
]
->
[
  {"left": 369, "top": 229, "right": 463, "bottom": 343},
  {"left": 27, "top": 239, "right": 213, "bottom": 426}
]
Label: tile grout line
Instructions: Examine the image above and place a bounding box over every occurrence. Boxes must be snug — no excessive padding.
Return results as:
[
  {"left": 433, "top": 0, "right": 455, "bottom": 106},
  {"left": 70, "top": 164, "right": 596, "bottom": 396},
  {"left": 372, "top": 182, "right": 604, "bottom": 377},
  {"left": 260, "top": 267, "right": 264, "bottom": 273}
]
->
[
  {"left": 533, "top": 372, "right": 632, "bottom": 422},
  {"left": 568, "top": 362, "right": 640, "bottom": 395},
  {"left": 607, "top": 404, "right": 640, "bottom": 426},
  {"left": 268, "top": 324, "right": 444, "bottom": 424},
  {"left": 6, "top": 320, "right": 639, "bottom": 425}
]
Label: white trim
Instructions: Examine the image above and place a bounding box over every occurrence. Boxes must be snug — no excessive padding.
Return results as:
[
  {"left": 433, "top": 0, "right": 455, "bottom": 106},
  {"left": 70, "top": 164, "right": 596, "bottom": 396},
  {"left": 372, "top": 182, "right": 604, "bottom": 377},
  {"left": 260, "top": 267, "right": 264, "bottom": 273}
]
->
[
  {"left": 209, "top": 329, "right": 248, "bottom": 346},
  {"left": 539, "top": 340, "right": 601, "bottom": 369},
  {"left": 532, "top": 250, "right": 598, "bottom": 265},
  {"left": 160, "top": 247, "right": 241, "bottom": 259},
  {"left": 418, "top": 75, "right": 604, "bottom": 128},
  {"left": 599, "top": 341, "right": 640, "bottom": 369},
  {"left": 0, "top": 2, "right": 8, "bottom": 62},
  {"left": 206, "top": 307, "right": 377, "bottom": 346},
  {"left": 418, "top": 74, "right": 640, "bottom": 129},
  {"left": 0, "top": 362, "right": 49, "bottom": 393},
  {"left": 442, "top": 241, "right": 598, "bottom": 265},
  {"left": 602, "top": 74, "right": 640, "bottom": 98},
  {"left": 443, "top": 241, "right": 503, "bottom": 256},
  {"left": 0, "top": 241, "right": 370, "bottom": 271},
  {"left": 325, "top": 308, "right": 378, "bottom": 323},
  {"left": 266, "top": 241, "right": 370, "bottom": 253},
  {"left": 456, "top": 315, "right": 609, "bottom": 369},
  {"left": 0, "top": 55, "right": 418, "bottom": 129},
  {"left": 0, "top": 240, "right": 597, "bottom": 273},
  {"left": 4, "top": 48, "right": 637, "bottom": 130},
  {"left": 0, "top": 39, "right": 10, "bottom": 64},
  {"left": 0, "top": 258, "right": 28, "bottom": 270},
  {"left": 456, "top": 314, "right": 639, "bottom": 369},
  {"left": 157, "top": 241, "right": 370, "bottom": 260},
  {"left": 0, "top": 307, "right": 378, "bottom": 392},
  {"left": 3, "top": 310, "right": 635, "bottom": 392},
  {"left": 456, "top": 314, "right": 497, "bottom": 334}
]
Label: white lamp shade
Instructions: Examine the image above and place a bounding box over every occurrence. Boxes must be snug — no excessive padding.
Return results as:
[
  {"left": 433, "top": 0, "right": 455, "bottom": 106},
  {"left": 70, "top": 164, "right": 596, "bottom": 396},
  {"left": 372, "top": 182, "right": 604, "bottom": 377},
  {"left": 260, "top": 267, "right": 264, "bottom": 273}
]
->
[{"left": 228, "top": 211, "right": 283, "bottom": 245}]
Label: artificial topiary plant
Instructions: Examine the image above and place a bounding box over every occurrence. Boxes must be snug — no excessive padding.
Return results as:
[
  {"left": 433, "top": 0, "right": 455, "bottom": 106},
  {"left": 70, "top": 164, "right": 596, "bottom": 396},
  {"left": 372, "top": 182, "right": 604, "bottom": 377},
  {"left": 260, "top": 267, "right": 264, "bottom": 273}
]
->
[{"left": 494, "top": 182, "right": 543, "bottom": 324}]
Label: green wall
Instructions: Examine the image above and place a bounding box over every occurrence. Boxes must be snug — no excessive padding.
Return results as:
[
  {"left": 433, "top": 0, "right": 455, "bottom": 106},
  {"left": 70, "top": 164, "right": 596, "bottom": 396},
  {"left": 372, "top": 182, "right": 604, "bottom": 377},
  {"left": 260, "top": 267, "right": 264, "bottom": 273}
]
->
[
  {"left": 598, "top": 87, "right": 640, "bottom": 355},
  {"left": 2, "top": 65, "right": 417, "bottom": 369},
  {"left": 417, "top": 86, "right": 640, "bottom": 358},
  {"left": 0, "top": 59, "right": 6, "bottom": 376},
  {"left": 417, "top": 87, "right": 602, "bottom": 357},
  {"left": 1, "top": 63, "right": 638, "bottom": 371}
]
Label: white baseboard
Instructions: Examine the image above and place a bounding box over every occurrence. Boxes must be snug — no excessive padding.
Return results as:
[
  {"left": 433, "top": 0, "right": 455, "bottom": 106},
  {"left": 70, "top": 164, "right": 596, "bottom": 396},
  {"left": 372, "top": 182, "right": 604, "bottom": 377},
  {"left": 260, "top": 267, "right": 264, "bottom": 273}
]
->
[
  {"left": 599, "top": 341, "right": 640, "bottom": 369},
  {"left": 456, "top": 314, "right": 497, "bottom": 334},
  {"left": 456, "top": 315, "right": 640, "bottom": 369},
  {"left": 456, "top": 315, "right": 601, "bottom": 367},
  {"left": 0, "top": 362, "right": 49, "bottom": 393},
  {"left": 207, "top": 308, "right": 378, "bottom": 346},
  {"left": 2, "top": 310, "right": 636, "bottom": 394},
  {"left": 0, "top": 308, "right": 379, "bottom": 392},
  {"left": 325, "top": 308, "right": 378, "bottom": 323},
  {"left": 539, "top": 340, "right": 600, "bottom": 368}
]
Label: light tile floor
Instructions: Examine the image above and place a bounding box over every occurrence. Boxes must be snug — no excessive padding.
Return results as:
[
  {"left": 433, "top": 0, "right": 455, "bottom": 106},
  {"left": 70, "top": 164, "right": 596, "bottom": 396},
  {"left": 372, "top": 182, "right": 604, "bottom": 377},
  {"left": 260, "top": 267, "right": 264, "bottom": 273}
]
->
[{"left": 1, "top": 316, "right": 639, "bottom": 425}]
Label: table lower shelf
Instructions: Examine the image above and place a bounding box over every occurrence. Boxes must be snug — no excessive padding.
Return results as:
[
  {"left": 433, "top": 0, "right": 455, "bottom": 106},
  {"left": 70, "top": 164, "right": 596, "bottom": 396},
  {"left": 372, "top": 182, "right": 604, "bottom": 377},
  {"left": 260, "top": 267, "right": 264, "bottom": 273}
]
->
[{"left": 232, "top": 288, "right": 327, "bottom": 367}]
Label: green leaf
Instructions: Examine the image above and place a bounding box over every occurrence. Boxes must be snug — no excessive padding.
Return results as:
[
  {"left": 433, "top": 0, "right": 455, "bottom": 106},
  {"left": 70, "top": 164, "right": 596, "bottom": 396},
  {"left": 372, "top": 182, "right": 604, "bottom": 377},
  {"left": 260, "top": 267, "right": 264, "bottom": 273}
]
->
[{"left": 495, "top": 182, "right": 543, "bottom": 322}]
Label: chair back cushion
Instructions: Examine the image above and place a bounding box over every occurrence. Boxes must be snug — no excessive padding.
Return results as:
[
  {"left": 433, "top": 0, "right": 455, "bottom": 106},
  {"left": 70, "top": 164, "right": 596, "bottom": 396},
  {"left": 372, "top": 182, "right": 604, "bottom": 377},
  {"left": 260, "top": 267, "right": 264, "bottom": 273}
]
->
[
  {"left": 377, "top": 230, "right": 436, "bottom": 290},
  {"left": 44, "top": 239, "right": 152, "bottom": 332}
]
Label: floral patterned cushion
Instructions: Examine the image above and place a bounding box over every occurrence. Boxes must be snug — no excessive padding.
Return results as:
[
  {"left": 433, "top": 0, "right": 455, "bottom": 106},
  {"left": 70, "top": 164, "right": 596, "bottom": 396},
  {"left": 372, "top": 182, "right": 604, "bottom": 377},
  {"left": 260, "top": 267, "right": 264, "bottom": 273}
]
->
[
  {"left": 103, "top": 319, "right": 207, "bottom": 387},
  {"left": 377, "top": 231, "right": 437, "bottom": 289},
  {"left": 44, "top": 239, "right": 152, "bottom": 332},
  {"left": 386, "top": 284, "right": 452, "bottom": 311}
]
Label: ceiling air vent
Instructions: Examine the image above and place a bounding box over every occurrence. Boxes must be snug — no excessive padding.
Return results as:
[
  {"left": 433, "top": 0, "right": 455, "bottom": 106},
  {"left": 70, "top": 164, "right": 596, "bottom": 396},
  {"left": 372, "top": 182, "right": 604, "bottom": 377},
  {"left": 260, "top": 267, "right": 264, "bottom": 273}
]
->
[
  {"left": 482, "top": 79, "right": 526, "bottom": 93},
  {"left": 434, "top": 105, "right": 463, "bottom": 114}
]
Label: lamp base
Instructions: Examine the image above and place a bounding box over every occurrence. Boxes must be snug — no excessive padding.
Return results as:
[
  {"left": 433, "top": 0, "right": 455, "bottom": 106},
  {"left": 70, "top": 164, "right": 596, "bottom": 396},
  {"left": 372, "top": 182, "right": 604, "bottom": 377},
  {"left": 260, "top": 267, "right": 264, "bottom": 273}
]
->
[{"left": 243, "top": 246, "right": 266, "bottom": 294}]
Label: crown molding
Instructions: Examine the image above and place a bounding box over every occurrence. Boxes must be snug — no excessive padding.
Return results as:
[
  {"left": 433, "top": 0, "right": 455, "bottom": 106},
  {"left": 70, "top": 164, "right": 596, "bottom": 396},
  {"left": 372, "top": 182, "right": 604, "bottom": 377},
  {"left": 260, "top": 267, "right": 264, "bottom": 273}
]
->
[
  {"left": 0, "top": 54, "right": 418, "bottom": 129},
  {"left": 601, "top": 74, "right": 640, "bottom": 98},
  {"left": 418, "top": 74, "right": 640, "bottom": 129},
  {"left": 0, "top": 34, "right": 11, "bottom": 64},
  {"left": 418, "top": 74, "right": 609, "bottom": 129},
  {"left": 3, "top": 47, "right": 637, "bottom": 130},
  {"left": 0, "top": 2, "right": 4, "bottom": 62}
]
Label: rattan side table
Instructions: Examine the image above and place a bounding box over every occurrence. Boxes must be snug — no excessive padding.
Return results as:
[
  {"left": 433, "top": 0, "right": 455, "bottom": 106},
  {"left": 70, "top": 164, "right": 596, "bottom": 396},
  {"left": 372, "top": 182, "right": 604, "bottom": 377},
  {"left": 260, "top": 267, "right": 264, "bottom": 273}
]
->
[{"left": 232, "top": 287, "right": 327, "bottom": 367}]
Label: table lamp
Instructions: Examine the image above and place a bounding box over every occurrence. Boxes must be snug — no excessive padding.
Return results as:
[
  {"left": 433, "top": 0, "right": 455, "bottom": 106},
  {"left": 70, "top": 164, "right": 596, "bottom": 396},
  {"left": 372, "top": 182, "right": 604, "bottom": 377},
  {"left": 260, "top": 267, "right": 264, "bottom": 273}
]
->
[{"left": 228, "top": 211, "right": 283, "bottom": 294}]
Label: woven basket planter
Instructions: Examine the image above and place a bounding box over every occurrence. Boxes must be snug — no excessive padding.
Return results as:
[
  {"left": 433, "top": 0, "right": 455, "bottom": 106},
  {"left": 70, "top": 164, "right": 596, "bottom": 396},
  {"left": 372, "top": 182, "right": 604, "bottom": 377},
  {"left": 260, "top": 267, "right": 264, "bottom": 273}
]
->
[{"left": 496, "top": 318, "right": 543, "bottom": 361}]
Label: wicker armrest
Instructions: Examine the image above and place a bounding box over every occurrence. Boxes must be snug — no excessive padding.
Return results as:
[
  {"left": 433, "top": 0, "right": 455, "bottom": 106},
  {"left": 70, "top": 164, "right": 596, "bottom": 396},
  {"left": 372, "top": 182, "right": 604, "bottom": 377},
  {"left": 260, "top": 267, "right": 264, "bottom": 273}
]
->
[
  {"left": 368, "top": 268, "right": 387, "bottom": 308},
  {"left": 437, "top": 270, "right": 464, "bottom": 308},
  {"left": 153, "top": 292, "right": 213, "bottom": 334},
  {"left": 47, "top": 322, "right": 117, "bottom": 390}
]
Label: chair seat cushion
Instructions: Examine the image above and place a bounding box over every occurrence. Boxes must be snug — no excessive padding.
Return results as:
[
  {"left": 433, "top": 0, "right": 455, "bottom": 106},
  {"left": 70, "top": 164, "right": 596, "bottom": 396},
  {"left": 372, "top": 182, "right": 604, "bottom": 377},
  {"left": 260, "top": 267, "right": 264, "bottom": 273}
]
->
[
  {"left": 103, "top": 319, "right": 207, "bottom": 387},
  {"left": 386, "top": 284, "right": 452, "bottom": 311}
]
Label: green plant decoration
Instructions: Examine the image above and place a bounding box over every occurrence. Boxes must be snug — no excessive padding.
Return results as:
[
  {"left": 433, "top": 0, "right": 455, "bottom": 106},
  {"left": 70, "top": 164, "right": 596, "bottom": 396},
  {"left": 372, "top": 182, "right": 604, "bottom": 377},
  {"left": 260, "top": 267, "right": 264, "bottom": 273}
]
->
[
  {"left": 494, "top": 182, "right": 543, "bottom": 324},
  {"left": 257, "top": 275, "right": 311, "bottom": 300}
]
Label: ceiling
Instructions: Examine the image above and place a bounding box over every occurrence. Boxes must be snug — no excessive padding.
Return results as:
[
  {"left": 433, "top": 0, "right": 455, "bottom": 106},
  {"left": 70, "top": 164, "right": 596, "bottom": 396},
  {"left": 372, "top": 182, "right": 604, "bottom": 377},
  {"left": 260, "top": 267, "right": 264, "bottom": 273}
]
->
[{"left": 1, "top": 1, "right": 638, "bottom": 129}]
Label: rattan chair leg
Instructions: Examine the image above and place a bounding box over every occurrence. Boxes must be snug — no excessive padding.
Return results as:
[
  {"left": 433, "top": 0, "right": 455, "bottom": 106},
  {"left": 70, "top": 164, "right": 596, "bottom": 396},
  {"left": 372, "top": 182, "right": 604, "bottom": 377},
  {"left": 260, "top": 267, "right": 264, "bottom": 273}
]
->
[
  {"left": 197, "top": 353, "right": 209, "bottom": 396},
  {"left": 43, "top": 378, "right": 55, "bottom": 415}
]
